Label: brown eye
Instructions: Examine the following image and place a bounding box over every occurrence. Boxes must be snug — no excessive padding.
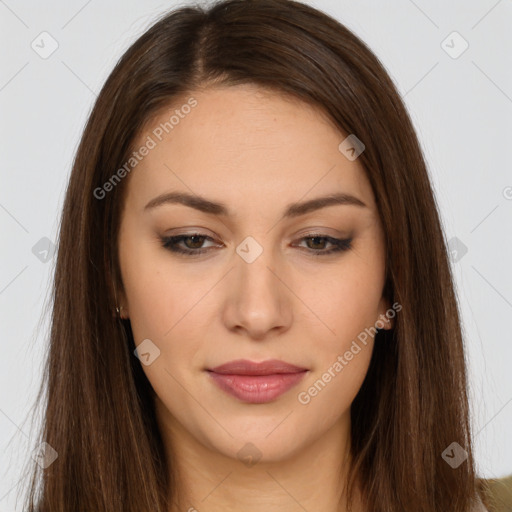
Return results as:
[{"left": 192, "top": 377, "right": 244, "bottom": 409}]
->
[
  {"left": 160, "top": 233, "right": 219, "bottom": 256},
  {"left": 160, "top": 233, "right": 352, "bottom": 257},
  {"left": 296, "top": 235, "right": 352, "bottom": 255}
]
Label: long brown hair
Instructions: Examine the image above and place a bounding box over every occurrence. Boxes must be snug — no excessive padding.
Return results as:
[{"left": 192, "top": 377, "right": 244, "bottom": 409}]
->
[{"left": 20, "top": 0, "right": 481, "bottom": 510}]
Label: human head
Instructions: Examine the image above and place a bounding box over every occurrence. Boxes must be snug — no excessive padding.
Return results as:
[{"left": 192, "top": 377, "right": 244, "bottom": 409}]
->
[
  {"left": 24, "top": 1, "right": 477, "bottom": 511},
  {"left": 116, "top": 79, "right": 393, "bottom": 487}
]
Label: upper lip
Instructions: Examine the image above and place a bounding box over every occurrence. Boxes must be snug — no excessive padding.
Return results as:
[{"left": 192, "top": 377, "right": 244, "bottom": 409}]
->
[{"left": 208, "top": 359, "right": 308, "bottom": 376}]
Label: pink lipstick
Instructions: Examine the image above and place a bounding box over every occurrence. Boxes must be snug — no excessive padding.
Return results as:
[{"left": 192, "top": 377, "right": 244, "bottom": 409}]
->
[{"left": 207, "top": 359, "right": 308, "bottom": 404}]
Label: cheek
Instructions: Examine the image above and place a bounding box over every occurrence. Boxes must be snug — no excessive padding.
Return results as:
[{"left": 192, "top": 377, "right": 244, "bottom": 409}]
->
[
  {"left": 121, "top": 261, "right": 205, "bottom": 410},
  {"left": 121, "top": 264, "right": 170, "bottom": 339},
  {"left": 118, "top": 227, "right": 174, "bottom": 345},
  {"left": 293, "top": 248, "right": 384, "bottom": 406},
  {"left": 294, "top": 266, "right": 379, "bottom": 418},
  {"left": 298, "top": 257, "right": 385, "bottom": 345},
  {"left": 119, "top": 239, "right": 208, "bottom": 373},
  {"left": 295, "top": 343, "right": 372, "bottom": 437},
  {"left": 123, "top": 266, "right": 200, "bottom": 359}
]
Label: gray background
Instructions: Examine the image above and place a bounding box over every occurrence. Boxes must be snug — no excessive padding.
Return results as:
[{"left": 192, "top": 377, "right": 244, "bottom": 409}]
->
[{"left": 1, "top": 0, "right": 511, "bottom": 509}]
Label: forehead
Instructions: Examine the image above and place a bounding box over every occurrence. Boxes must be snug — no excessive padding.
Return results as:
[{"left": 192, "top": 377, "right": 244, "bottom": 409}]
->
[{"left": 125, "top": 84, "right": 376, "bottom": 215}]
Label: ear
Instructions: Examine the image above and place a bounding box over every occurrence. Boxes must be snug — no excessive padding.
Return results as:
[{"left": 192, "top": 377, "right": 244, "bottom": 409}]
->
[
  {"left": 117, "top": 286, "right": 129, "bottom": 320},
  {"left": 112, "top": 272, "right": 130, "bottom": 320},
  {"left": 376, "top": 295, "right": 394, "bottom": 330}
]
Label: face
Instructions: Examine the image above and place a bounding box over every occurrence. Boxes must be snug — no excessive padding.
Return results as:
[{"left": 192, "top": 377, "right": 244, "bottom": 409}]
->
[{"left": 117, "top": 83, "right": 392, "bottom": 464}]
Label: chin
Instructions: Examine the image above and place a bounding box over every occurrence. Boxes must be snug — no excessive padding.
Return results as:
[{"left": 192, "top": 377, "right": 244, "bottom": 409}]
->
[{"left": 200, "top": 417, "right": 311, "bottom": 465}]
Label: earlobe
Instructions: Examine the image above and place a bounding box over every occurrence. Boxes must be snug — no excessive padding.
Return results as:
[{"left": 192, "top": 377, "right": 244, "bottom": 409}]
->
[
  {"left": 376, "top": 312, "right": 392, "bottom": 330},
  {"left": 112, "top": 278, "right": 130, "bottom": 320},
  {"left": 112, "top": 304, "right": 129, "bottom": 320},
  {"left": 377, "top": 297, "right": 394, "bottom": 330},
  {"left": 117, "top": 290, "right": 130, "bottom": 320},
  {"left": 119, "top": 290, "right": 130, "bottom": 320},
  {"left": 117, "top": 305, "right": 129, "bottom": 320}
]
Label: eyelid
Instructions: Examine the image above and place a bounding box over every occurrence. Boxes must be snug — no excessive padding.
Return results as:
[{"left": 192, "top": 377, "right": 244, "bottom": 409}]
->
[
  {"left": 161, "top": 227, "right": 348, "bottom": 244},
  {"left": 159, "top": 230, "right": 353, "bottom": 257},
  {"left": 162, "top": 226, "right": 218, "bottom": 237},
  {"left": 295, "top": 228, "right": 348, "bottom": 239}
]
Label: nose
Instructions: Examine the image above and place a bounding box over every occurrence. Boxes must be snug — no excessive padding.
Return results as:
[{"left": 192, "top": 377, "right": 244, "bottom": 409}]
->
[{"left": 221, "top": 243, "right": 293, "bottom": 341}]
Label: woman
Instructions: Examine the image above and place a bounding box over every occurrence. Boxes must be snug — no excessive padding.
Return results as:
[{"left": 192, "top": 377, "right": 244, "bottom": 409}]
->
[{"left": 21, "top": 0, "right": 508, "bottom": 510}]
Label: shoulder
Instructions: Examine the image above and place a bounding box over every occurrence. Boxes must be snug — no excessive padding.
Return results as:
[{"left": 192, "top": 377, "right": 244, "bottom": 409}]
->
[{"left": 476, "top": 475, "right": 512, "bottom": 512}]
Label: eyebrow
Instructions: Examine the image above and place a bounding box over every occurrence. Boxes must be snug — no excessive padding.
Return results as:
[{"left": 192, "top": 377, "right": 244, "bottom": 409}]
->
[{"left": 144, "top": 191, "right": 367, "bottom": 218}]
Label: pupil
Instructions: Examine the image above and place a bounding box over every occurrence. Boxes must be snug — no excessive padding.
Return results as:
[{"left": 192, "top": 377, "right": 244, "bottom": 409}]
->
[
  {"left": 309, "top": 237, "right": 325, "bottom": 249},
  {"left": 186, "top": 235, "right": 204, "bottom": 248}
]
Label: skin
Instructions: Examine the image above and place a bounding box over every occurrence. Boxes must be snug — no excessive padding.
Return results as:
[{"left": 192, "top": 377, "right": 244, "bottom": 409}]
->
[{"left": 117, "top": 83, "right": 393, "bottom": 512}]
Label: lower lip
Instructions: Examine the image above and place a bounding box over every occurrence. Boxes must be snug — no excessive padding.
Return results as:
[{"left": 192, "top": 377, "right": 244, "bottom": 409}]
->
[{"left": 207, "top": 371, "right": 308, "bottom": 404}]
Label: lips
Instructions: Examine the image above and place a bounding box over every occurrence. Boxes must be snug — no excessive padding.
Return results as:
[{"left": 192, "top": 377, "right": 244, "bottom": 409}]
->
[{"left": 206, "top": 359, "right": 308, "bottom": 404}]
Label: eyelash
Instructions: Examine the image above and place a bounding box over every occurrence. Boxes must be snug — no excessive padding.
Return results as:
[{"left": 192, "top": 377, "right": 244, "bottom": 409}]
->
[{"left": 160, "top": 233, "right": 352, "bottom": 257}]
